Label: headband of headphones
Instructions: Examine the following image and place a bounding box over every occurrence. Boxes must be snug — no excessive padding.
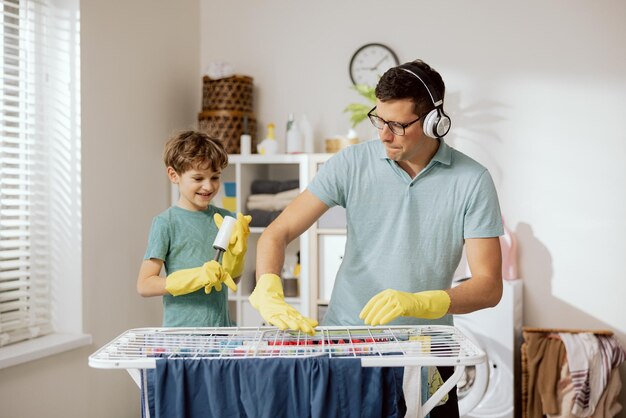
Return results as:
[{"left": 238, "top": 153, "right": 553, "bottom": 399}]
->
[{"left": 398, "top": 65, "right": 443, "bottom": 109}]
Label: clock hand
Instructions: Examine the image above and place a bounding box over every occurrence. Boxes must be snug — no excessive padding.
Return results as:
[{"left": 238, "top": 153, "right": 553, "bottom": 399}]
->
[{"left": 371, "top": 54, "right": 389, "bottom": 70}]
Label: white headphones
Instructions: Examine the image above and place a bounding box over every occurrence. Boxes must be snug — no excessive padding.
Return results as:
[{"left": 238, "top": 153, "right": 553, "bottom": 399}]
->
[{"left": 399, "top": 66, "right": 451, "bottom": 138}]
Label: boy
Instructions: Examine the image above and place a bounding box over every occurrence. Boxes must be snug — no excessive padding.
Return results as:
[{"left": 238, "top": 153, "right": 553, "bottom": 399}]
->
[{"left": 137, "top": 130, "right": 251, "bottom": 327}]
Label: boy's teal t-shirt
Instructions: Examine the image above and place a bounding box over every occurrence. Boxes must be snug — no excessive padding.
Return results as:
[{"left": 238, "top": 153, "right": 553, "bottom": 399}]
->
[
  {"left": 144, "top": 205, "right": 234, "bottom": 327},
  {"left": 307, "top": 139, "right": 503, "bottom": 327}
]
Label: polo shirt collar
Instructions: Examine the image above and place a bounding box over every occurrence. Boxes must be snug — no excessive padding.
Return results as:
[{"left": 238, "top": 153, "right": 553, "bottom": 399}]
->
[{"left": 377, "top": 138, "right": 453, "bottom": 167}]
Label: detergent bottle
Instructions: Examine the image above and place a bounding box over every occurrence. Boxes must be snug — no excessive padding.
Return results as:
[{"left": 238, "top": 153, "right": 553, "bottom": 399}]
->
[
  {"left": 257, "top": 123, "right": 279, "bottom": 155},
  {"left": 500, "top": 217, "right": 518, "bottom": 280}
]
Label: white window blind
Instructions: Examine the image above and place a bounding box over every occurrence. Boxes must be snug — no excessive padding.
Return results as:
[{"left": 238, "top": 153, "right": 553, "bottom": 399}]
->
[{"left": 0, "top": 0, "right": 80, "bottom": 347}]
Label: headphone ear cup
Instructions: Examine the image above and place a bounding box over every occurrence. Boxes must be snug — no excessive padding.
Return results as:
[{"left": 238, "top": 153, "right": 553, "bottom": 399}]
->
[
  {"left": 422, "top": 109, "right": 440, "bottom": 138},
  {"left": 436, "top": 112, "right": 451, "bottom": 137},
  {"left": 423, "top": 108, "right": 451, "bottom": 138}
]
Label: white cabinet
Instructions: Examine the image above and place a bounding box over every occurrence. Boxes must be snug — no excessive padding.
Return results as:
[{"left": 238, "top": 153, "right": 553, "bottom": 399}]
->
[{"left": 305, "top": 155, "right": 348, "bottom": 322}]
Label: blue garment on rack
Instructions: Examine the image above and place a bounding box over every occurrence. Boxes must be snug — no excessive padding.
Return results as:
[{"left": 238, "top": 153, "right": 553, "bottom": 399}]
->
[{"left": 149, "top": 357, "right": 405, "bottom": 418}]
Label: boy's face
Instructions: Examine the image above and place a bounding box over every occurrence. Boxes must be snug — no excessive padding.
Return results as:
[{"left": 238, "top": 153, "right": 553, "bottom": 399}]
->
[{"left": 168, "top": 165, "right": 221, "bottom": 211}]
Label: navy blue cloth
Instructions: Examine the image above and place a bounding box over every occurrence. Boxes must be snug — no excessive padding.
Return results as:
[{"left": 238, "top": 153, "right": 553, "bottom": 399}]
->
[{"left": 149, "top": 357, "right": 405, "bottom": 418}]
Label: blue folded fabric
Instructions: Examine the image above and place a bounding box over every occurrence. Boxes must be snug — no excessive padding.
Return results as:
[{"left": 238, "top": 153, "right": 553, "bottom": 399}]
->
[{"left": 149, "top": 357, "right": 405, "bottom": 418}]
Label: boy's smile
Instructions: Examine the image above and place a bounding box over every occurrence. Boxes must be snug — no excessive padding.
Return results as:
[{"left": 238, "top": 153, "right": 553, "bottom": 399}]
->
[{"left": 168, "top": 166, "right": 222, "bottom": 211}]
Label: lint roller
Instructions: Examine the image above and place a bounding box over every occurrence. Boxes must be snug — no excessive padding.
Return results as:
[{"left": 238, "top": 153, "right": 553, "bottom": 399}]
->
[{"left": 213, "top": 215, "right": 236, "bottom": 262}]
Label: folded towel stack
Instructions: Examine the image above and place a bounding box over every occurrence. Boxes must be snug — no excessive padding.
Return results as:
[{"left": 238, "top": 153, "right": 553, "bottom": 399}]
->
[{"left": 247, "top": 179, "right": 300, "bottom": 227}]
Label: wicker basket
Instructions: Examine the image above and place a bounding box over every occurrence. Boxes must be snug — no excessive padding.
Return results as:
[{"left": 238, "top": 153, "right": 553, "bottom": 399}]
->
[
  {"left": 198, "top": 110, "right": 257, "bottom": 154},
  {"left": 202, "top": 75, "right": 253, "bottom": 112}
]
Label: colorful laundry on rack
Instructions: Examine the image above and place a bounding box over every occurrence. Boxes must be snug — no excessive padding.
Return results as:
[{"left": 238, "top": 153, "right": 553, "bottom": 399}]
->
[{"left": 146, "top": 357, "right": 406, "bottom": 418}]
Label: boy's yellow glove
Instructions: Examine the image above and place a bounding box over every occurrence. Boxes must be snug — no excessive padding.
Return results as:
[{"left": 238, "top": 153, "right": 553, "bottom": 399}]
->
[
  {"left": 248, "top": 274, "right": 318, "bottom": 335},
  {"left": 214, "top": 212, "right": 252, "bottom": 278},
  {"left": 165, "top": 260, "right": 237, "bottom": 296},
  {"left": 359, "top": 289, "right": 451, "bottom": 326}
]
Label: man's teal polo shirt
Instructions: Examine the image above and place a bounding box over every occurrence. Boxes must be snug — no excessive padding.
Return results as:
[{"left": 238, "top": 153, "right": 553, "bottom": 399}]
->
[{"left": 307, "top": 139, "right": 503, "bottom": 326}]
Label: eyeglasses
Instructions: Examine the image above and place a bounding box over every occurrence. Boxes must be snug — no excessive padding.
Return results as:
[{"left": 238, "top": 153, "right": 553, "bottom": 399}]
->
[{"left": 367, "top": 106, "right": 422, "bottom": 136}]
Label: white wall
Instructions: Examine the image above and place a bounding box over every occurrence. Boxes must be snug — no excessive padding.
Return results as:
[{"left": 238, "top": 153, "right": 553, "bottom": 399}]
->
[
  {"left": 0, "top": 1, "right": 624, "bottom": 417},
  {"left": 0, "top": 1, "right": 200, "bottom": 417}
]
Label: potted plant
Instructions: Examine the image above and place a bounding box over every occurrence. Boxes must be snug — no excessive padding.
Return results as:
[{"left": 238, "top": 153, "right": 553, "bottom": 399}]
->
[{"left": 343, "top": 84, "right": 376, "bottom": 128}]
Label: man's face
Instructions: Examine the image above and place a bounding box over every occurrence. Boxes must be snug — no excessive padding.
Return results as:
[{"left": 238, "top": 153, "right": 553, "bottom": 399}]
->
[
  {"left": 375, "top": 98, "right": 430, "bottom": 163},
  {"left": 169, "top": 165, "right": 222, "bottom": 211}
]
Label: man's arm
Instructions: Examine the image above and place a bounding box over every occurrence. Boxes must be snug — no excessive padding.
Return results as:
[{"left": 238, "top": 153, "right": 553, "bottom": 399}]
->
[
  {"left": 361, "top": 236, "right": 502, "bottom": 325},
  {"left": 256, "top": 190, "right": 330, "bottom": 278},
  {"left": 250, "top": 190, "right": 329, "bottom": 335},
  {"left": 446, "top": 237, "right": 503, "bottom": 314}
]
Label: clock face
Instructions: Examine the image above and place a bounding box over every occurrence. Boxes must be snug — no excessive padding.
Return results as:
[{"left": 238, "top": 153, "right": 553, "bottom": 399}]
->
[{"left": 349, "top": 43, "right": 399, "bottom": 87}]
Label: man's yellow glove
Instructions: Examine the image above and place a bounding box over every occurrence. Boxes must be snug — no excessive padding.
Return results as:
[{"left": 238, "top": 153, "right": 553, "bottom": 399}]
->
[
  {"left": 165, "top": 260, "right": 237, "bottom": 296},
  {"left": 359, "top": 289, "right": 451, "bottom": 326},
  {"left": 214, "top": 212, "right": 252, "bottom": 278},
  {"left": 248, "top": 273, "right": 318, "bottom": 335}
]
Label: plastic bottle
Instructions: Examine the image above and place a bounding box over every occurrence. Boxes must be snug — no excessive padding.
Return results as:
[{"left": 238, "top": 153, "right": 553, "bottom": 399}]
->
[
  {"left": 257, "top": 123, "right": 278, "bottom": 155},
  {"left": 285, "top": 113, "right": 303, "bottom": 154},
  {"left": 500, "top": 217, "right": 518, "bottom": 280},
  {"left": 240, "top": 115, "right": 251, "bottom": 155}
]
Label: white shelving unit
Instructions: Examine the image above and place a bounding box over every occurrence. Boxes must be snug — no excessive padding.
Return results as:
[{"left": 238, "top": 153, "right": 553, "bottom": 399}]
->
[{"left": 220, "top": 154, "right": 337, "bottom": 326}]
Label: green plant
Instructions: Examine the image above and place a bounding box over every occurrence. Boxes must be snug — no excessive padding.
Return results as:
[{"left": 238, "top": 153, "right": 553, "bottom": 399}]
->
[{"left": 343, "top": 84, "right": 376, "bottom": 128}]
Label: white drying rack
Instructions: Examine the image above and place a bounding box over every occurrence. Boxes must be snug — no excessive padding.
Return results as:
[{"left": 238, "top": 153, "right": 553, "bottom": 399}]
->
[{"left": 89, "top": 325, "right": 485, "bottom": 417}]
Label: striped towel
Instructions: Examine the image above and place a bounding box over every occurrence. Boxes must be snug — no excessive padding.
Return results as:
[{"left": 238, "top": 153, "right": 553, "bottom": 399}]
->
[
  {"left": 596, "top": 335, "right": 626, "bottom": 390},
  {"left": 559, "top": 333, "right": 601, "bottom": 417}
]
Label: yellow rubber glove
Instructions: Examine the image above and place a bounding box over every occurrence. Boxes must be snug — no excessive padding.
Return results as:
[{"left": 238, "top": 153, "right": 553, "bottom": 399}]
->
[
  {"left": 359, "top": 289, "right": 451, "bottom": 326},
  {"left": 165, "top": 260, "right": 237, "bottom": 296},
  {"left": 248, "top": 273, "right": 318, "bottom": 335},
  {"left": 214, "top": 212, "right": 252, "bottom": 278}
]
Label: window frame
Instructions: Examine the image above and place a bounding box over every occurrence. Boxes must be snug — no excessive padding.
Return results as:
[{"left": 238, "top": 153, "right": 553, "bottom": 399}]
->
[{"left": 0, "top": 0, "right": 90, "bottom": 369}]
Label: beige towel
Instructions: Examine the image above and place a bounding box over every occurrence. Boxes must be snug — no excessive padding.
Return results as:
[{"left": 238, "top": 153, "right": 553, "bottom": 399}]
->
[{"left": 525, "top": 333, "right": 567, "bottom": 416}]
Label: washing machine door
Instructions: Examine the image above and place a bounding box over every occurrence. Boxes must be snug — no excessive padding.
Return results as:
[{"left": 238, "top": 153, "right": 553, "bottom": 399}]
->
[
  {"left": 453, "top": 321, "right": 490, "bottom": 417},
  {"left": 455, "top": 316, "right": 515, "bottom": 418}
]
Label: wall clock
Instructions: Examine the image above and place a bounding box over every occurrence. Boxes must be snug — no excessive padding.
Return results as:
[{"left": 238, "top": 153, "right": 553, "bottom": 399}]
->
[{"left": 349, "top": 43, "right": 399, "bottom": 87}]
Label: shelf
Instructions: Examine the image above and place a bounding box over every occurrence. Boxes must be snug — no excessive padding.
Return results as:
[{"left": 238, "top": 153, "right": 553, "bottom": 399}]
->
[{"left": 316, "top": 228, "right": 347, "bottom": 235}]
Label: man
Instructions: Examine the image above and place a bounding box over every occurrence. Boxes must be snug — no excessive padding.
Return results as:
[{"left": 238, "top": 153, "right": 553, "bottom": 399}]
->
[{"left": 248, "top": 59, "right": 504, "bottom": 415}]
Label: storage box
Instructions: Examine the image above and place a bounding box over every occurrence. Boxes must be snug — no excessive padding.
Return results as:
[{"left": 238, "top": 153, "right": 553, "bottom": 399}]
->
[
  {"left": 198, "top": 110, "right": 257, "bottom": 154},
  {"left": 202, "top": 75, "right": 253, "bottom": 112}
]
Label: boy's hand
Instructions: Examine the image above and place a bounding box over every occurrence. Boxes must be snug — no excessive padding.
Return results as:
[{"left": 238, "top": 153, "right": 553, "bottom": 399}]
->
[
  {"left": 214, "top": 212, "right": 252, "bottom": 278},
  {"left": 165, "top": 260, "right": 237, "bottom": 296}
]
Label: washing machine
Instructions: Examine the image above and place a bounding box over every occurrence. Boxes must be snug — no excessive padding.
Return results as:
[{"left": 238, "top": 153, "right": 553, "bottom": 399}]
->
[{"left": 453, "top": 279, "right": 523, "bottom": 418}]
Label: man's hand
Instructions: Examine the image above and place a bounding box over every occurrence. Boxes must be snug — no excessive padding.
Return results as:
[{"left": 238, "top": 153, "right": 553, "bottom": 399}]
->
[
  {"left": 360, "top": 289, "right": 451, "bottom": 326},
  {"left": 249, "top": 273, "right": 318, "bottom": 335},
  {"left": 214, "top": 212, "right": 252, "bottom": 278},
  {"left": 165, "top": 260, "right": 237, "bottom": 296}
]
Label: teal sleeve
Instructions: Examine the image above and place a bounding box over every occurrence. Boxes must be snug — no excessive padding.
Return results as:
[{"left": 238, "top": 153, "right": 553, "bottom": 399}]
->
[
  {"left": 307, "top": 151, "right": 348, "bottom": 208},
  {"left": 144, "top": 216, "right": 170, "bottom": 261},
  {"left": 464, "top": 170, "right": 504, "bottom": 238}
]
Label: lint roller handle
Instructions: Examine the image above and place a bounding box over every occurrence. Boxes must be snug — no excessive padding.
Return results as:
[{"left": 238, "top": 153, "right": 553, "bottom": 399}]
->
[{"left": 213, "top": 215, "right": 236, "bottom": 261}]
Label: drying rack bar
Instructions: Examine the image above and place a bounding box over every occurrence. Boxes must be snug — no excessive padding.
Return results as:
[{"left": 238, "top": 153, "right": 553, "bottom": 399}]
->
[{"left": 89, "top": 325, "right": 485, "bottom": 369}]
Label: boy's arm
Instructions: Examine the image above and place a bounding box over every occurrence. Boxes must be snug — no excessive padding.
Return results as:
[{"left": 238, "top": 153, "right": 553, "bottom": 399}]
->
[{"left": 137, "top": 258, "right": 168, "bottom": 297}]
